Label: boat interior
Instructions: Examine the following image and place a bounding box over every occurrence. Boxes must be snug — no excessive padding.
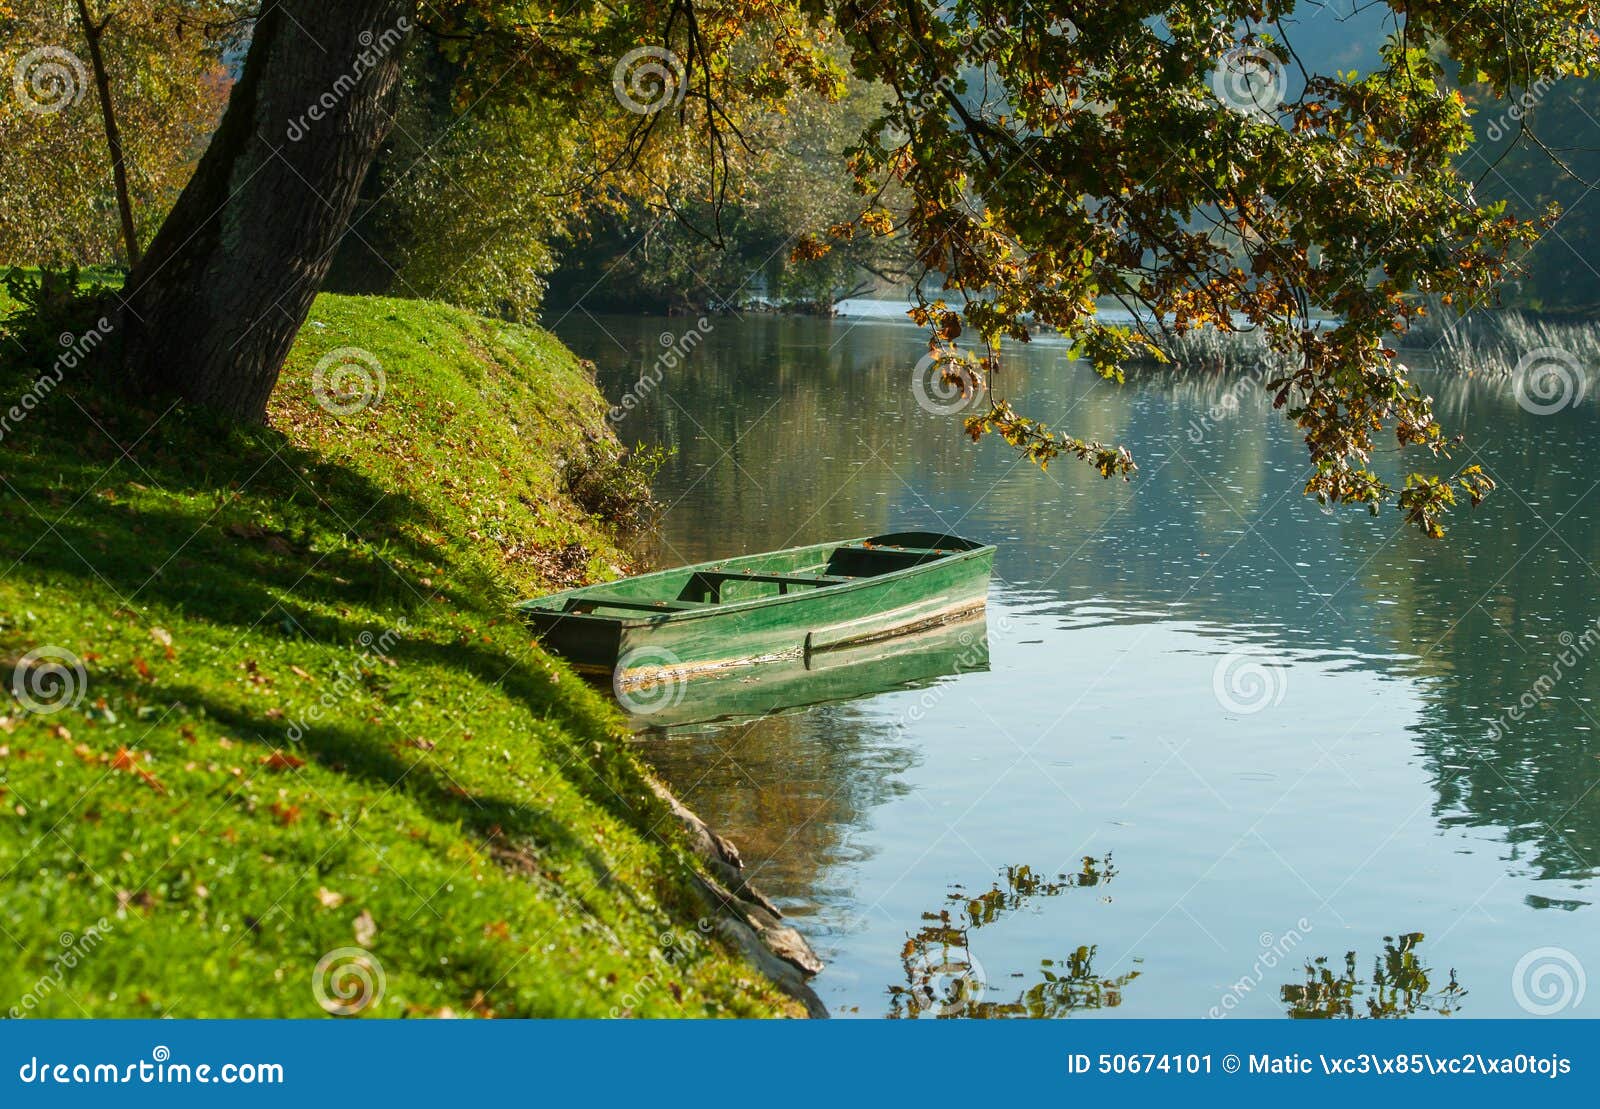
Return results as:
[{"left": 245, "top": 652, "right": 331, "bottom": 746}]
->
[{"left": 523, "top": 532, "right": 985, "bottom": 618}]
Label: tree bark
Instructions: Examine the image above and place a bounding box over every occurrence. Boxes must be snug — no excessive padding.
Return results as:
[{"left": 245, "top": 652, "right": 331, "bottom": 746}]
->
[
  {"left": 122, "top": 0, "right": 414, "bottom": 422},
  {"left": 75, "top": 0, "right": 140, "bottom": 268}
]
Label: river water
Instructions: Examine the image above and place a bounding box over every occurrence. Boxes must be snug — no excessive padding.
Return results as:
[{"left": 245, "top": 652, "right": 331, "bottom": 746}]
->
[{"left": 553, "top": 309, "right": 1598, "bottom": 1019}]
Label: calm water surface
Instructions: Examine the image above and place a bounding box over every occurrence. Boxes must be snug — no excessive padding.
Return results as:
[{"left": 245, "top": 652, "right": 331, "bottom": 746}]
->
[{"left": 552, "top": 310, "right": 1599, "bottom": 1018}]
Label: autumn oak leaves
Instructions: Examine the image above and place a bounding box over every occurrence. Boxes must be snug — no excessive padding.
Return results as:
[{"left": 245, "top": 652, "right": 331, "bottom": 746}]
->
[{"left": 810, "top": 1, "right": 1597, "bottom": 534}]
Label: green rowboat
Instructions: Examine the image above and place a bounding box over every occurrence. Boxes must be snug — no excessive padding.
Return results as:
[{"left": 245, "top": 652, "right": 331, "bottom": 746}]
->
[{"left": 519, "top": 531, "right": 995, "bottom": 688}]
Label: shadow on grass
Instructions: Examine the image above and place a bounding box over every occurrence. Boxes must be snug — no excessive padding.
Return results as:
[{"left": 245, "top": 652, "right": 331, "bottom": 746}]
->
[
  {"left": 120, "top": 678, "right": 620, "bottom": 890},
  {"left": 0, "top": 361, "right": 657, "bottom": 867}
]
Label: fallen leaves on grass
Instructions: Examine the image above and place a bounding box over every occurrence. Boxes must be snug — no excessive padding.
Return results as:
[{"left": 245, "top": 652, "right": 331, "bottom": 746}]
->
[
  {"left": 110, "top": 747, "right": 166, "bottom": 794},
  {"left": 239, "top": 659, "right": 272, "bottom": 687},
  {"left": 525, "top": 541, "right": 591, "bottom": 589},
  {"left": 115, "top": 888, "right": 155, "bottom": 916},
  {"left": 260, "top": 750, "right": 305, "bottom": 771}
]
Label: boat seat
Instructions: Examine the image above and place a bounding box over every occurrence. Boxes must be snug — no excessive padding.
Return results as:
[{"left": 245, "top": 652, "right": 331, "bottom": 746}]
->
[
  {"left": 561, "top": 597, "right": 708, "bottom": 614},
  {"left": 684, "top": 569, "right": 850, "bottom": 601},
  {"left": 839, "top": 544, "right": 949, "bottom": 557}
]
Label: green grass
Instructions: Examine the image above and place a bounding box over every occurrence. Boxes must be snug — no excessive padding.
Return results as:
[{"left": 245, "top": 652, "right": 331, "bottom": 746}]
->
[{"left": 0, "top": 292, "right": 795, "bottom": 1017}]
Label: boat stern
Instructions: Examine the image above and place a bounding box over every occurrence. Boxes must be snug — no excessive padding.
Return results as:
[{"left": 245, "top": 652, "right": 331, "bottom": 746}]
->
[{"left": 520, "top": 607, "right": 627, "bottom": 674}]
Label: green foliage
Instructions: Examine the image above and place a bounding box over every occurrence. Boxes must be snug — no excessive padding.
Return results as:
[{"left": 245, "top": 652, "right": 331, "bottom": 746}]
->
[
  {"left": 546, "top": 71, "right": 905, "bottom": 313},
  {"left": 338, "top": 5, "right": 887, "bottom": 318},
  {"left": 1282, "top": 933, "right": 1467, "bottom": 1019},
  {"left": 562, "top": 439, "right": 668, "bottom": 536},
  {"left": 889, "top": 858, "right": 1136, "bottom": 1018},
  {"left": 327, "top": 41, "right": 581, "bottom": 321},
  {"left": 0, "top": 265, "right": 117, "bottom": 372},
  {"left": 0, "top": 1, "right": 243, "bottom": 266},
  {"left": 411, "top": 0, "right": 1598, "bottom": 534}
]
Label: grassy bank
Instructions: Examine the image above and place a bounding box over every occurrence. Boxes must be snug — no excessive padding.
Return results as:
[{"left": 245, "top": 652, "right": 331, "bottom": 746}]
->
[{"left": 0, "top": 290, "right": 797, "bottom": 1017}]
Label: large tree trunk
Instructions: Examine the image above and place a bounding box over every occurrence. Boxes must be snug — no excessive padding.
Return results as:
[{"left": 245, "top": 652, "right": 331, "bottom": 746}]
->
[{"left": 122, "top": 0, "right": 414, "bottom": 421}]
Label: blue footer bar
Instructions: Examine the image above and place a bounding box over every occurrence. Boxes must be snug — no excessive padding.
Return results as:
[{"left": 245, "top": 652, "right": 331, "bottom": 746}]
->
[{"left": 2, "top": 1020, "right": 1597, "bottom": 1104}]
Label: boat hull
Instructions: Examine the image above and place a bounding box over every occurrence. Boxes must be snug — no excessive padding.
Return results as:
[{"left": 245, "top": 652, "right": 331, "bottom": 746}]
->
[{"left": 619, "top": 613, "right": 990, "bottom": 729}]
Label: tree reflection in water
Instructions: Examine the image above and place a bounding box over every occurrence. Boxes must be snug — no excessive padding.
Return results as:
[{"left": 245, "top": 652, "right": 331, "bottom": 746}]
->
[
  {"left": 889, "top": 856, "right": 1140, "bottom": 1018},
  {"left": 1282, "top": 932, "right": 1467, "bottom": 1018}
]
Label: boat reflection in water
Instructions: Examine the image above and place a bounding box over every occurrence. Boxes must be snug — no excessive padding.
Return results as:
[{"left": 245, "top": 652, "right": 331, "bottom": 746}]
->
[{"left": 612, "top": 614, "right": 990, "bottom": 730}]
